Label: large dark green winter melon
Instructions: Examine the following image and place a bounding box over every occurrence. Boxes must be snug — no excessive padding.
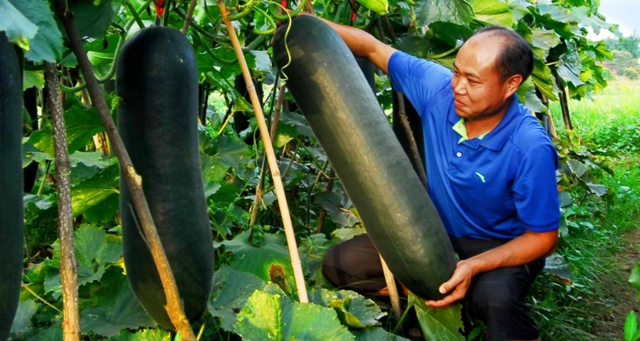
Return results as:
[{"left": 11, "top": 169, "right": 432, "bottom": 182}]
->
[
  {"left": 273, "top": 16, "right": 456, "bottom": 300},
  {"left": 117, "top": 26, "right": 214, "bottom": 329},
  {"left": 0, "top": 32, "right": 25, "bottom": 340}
]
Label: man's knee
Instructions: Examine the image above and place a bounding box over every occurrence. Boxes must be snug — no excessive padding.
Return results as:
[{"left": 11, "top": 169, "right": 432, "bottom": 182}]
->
[
  {"left": 321, "top": 235, "right": 386, "bottom": 293},
  {"left": 468, "top": 279, "right": 520, "bottom": 314}
]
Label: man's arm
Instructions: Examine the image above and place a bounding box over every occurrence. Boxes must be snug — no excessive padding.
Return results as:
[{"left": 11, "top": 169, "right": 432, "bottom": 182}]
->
[
  {"left": 426, "top": 229, "right": 558, "bottom": 308},
  {"left": 299, "top": 14, "right": 396, "bottom": 73}
]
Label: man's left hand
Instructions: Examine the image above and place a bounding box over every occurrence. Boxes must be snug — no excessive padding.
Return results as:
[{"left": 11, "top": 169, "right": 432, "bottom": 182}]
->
[{"left": 425, "top": 260, "right": 476, "bottom": 308}]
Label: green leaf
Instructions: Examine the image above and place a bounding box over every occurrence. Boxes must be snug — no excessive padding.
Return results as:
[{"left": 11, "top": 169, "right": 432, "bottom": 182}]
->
[
  {"left": 411, "top": 293, "right": 464, "bottom": 341},
  {"left": 208, "top": 266, "right": 268, "bottom": 332},
  {"left": 352, "top": 327, "right": 411, "bottom": 341},
  {"left": 0, "top": 0, "right": 38, "bottom": 50},
  {"left": 9, "top": 0, "right": 63, "bottom": 62},
  {"left": 221, "top": 231, "right": 295, "bottom": 290},
  {"left": 626, "top": 311, "right": 638, "bottom": 341},
  {"left": 214, "top": 135, "right": 253, "bottom": 170},
  {"left": 279, "top": 111, "right": 314, "bottom": 138},
  {"left": 26, "top": 321, "right": 62, "bottom": 341},
  {"left": 64, "top": 0, "right": 120, "bottom": 39},
  {"left": 24, "top": 70, "right": 44, "bottom": 89},
  {"left": 471, "top": 0, "right": 513, "bottom": 27},
  {"left": 630, "top": 262, "right": 640, "bottom": 301},
  {"left": 315, "top": 192, "right": 360, "bottom": 227},
  {"left": 531, "top": 59, "right": 558, "bottom": 101},
  {"left": 414, "top": 0, "right": 474, "bottom": 28},
  {"left": 70, "top": 163, "right": 119, "bottom": 218},
  {"left": 356, "top": 0, "right": 388, "bottom": 14},
  {"left": 9, "top": 300, "right": 38, "bottom": 339},
  {"left": 308, "top": 288, "right": 386, "bottom": 328},
  {"left": 110, "top": 328, "right": 172, "bottom": 340},
  {"left": 24, "top": 194, "right": 54, "bottom": 211},
  {"left": 557, "top": 41, "right": 584, "bottom": 87},
  {"left": 516, "top": 79, "right": 546, "bottom": 113},
  {"left": 235, "top": 290, "right": 355, "bottom": 341},
  {"left": 332, "top": 226, "right": 367, "bottom": 240},
  {"left": 69, "top": 151, "right": 113, "bottom": 168},
  {"left": 28, "top": 98, "right": 105, "bottom": 157},
  {"left": 80, "top": 267, "right": 156, "bottom": 336}
]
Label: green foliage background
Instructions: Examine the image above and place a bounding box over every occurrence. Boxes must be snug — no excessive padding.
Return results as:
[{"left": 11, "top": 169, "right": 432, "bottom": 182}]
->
[{"left": 2, "top": 0, "right": 637, "bottom": 339}]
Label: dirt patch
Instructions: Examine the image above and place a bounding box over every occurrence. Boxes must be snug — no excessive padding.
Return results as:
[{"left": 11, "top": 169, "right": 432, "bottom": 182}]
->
[{"left": 591, "top": 228, "right": 640, "bottom": 340}]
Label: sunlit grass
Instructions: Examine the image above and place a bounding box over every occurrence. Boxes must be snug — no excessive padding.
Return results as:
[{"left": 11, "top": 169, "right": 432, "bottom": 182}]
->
[{"left": 550, "top": 79, "right": 640, "bottom": 154}]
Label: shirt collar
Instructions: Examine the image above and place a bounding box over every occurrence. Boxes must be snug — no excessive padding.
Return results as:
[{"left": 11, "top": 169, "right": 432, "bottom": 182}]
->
[{"left": 448, "top": 94, "right": 523, "bottom": 151}]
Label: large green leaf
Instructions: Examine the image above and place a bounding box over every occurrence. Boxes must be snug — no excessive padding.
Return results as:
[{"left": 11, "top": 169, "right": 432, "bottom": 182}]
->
[
  {"left": 411, "top": 293, "right": 464, "bottom": 341},
  {"left": 531, "top": 59, "right": 558, "bottom": 101},
  {"left": 9, "top": 300, "right": 38, "bottom": 339},
  {"left": 414, "top": 0, "right": 474, "bottom": 28},
  {"left": 557, "top": 40, "right": 584, "bottom": 87},
  {"left": 235, "top": 290, "right": 355, "bottom": 341},
  {"left": 26, "top": 322, "right": 62, "bottom": 341},
  {"left": 10, "top": 0, "right": 63, "bottom": 61},
  {"left": 471, "top": 0, "right": 513, "bottom": 27},
  {"left": 220, "top": 231, "right": 295, "bottom": 292},
  {"left": 208, "top": 266, "right": 268, "bottom": 332},
  {"left": 70, "top": 163, "right": 119, "bottom": 218},
  {"left": 43, "top": 225, "right": 123, "bottom": 295},
  {"left": 307, "top": 288, "right": 386, "bottom": 328},
  {"left": 0, "top": 0, "right": 38, "bottom": 50},
  {"left": 80, "top": 267, "right": 156, "bottom": 337},
  {"left": 64, "top": 0, "right": 121, "bottom": 39},
  {"left": 315, "top": 192, "right": 360, "bottom": 227}
]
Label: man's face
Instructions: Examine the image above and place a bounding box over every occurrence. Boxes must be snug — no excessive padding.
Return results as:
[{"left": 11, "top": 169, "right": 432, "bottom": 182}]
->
[{"left": 450, "top": 35, "right": 519, "bottom": 120}]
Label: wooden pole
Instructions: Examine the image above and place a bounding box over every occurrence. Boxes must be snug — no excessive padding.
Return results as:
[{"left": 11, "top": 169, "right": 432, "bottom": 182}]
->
[
  {"left": 45, "top": 61, "right": 81, "bottom": 341},
  {"left": 217, "top": 0, "right": 308, "bottom": 303},
  {"left": 53, "top": 2, "right": 196, "bottom": 338},
  {"left": 379, "top": 255, "right": 402, "bottom": 319}
]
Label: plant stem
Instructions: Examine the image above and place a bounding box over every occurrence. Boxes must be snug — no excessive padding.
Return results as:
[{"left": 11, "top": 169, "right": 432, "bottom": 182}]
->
[
  {"left": 53, "top": 2, "right": 196, "bottom": 339},
  {"left": 125, "top": 1, "right": 146, "bottom": 29},
  {"left": 249, "top": 83, "right": 284, "bottom": 226},
  {"left": 181, "top": 0, "right": 199, "bottom": 34},
  {"left": 395, "top": 92, "right": 428, "bottom": 190},
  {"left": 315, "top": 168, "right": 334, "bottom": 233},
  {"left": 45, "top": 61, "right": 81, "bottom": 341},
  {"left": 37, "top": 160, "right": 52, "bottom": 196},
  {"left": 218, "top": 0, "right": 309, "bottom": 303}
]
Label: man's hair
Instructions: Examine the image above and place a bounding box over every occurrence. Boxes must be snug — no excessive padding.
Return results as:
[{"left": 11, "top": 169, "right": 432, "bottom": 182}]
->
[{"left": 469, "top": 26, "right": 534, "bottom": 82}]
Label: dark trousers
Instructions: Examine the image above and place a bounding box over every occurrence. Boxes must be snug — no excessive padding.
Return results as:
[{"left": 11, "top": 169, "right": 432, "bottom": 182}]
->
[{"left": 322, "top": 234, "right": 544, "bottom": 341}]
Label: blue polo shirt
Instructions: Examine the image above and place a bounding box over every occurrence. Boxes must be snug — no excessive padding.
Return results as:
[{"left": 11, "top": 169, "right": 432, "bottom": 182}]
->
[{"left": 388, "top": 51, "right": 560, "bottom": 240}]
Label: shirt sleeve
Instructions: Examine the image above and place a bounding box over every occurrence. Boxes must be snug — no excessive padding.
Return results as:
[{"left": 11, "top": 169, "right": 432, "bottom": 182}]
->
[
  {"left": 513, "top": 142, "right": 561, "bottom": 232},
  {"left": 388, "top": 51, "right": 452, "bottom": 117}
]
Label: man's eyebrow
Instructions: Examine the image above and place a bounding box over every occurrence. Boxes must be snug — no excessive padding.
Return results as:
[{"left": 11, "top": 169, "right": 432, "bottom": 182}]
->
[{"left": 452, "top": 62, "right": 480, "bottom": 79}]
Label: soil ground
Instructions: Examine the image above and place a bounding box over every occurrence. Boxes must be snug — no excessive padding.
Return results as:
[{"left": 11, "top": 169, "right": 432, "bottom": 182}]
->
[{"left": 592, "top": 228, "right": 640, "bottom": 340}]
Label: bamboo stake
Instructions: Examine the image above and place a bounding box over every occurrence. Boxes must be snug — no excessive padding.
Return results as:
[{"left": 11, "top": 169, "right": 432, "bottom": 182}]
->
[
  {"left": 217, "top": 0, "right": 308, "bottom": 303},
  {"left": 379, "top": 255, "right": 402, "bottom": 319},
  {"left": 181, "top": 0, "right": 198, "bottom": 34},
  {"left": 45, "top": 61, "right": 81, "bottom": 341},
  {"left": 53, "top": 2, "right": 196, "bottom": 339}
]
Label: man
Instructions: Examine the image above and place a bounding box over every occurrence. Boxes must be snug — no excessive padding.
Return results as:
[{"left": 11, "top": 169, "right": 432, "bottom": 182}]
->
[{"left": 313, "top": 16, "right": 561, "bottom": 341}]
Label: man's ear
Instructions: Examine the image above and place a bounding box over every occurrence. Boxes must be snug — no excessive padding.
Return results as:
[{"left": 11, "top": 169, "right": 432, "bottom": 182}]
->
[{"left": 504, "top": 74, "right": 523, "bottom": 98}]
